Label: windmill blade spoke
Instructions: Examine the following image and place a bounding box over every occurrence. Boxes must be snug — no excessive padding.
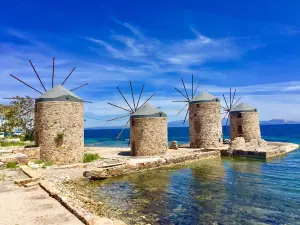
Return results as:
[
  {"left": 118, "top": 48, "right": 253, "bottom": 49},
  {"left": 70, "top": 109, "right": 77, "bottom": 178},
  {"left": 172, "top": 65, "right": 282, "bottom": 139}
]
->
[
  {"left": 231, "top": 89, "right": 236, "bottom": 108},
  {"left": 62, "top": 67, "right": 76, "bottom": 85},
  {"left": 222, "top": 111, "right": 229, "bottom": 122},
  {"left": 172, "top": 100, "right": 189, "bottom": 102},
  {"left": 107, "top": 102, "right": 132, "bottom": 113},
  {"left": 138, "top": 93, "right": 155, "bottom": 109},
  {"left": 177, "top": 103, "right": 188, "bottom": 116},
  {"left": 3, "top": 97, "right": 36, "bottom": 100},
  {"left": 136, "top": 83, "right": 145, "bottom": 109},
  {"left": 117, "top": 119, "right": 130, "bottom": 140},
  {"left": 19, "top": 108, "right": 34, "bottom": 117},
  {"left": 129, "top": 81, "right": 136, "bottom": 110},
  {"left": 232, "top": 97, "right": 241, "bottom": 108},
  {"left": 229, "top": 88, "right": 232, "bottom": 109},
  {"left": 192, "top": 74, "right": 194, "bottom": 99},
  {"left": 106, "top": 114, "right": 130, "bottom": 122},
  {"left": 220, "top": 105, "right": 227, "bottom": 110},
  {"left": 70, "top": 83, "right": 88, "bottom": 91},
  {"left": 84, "top": 116, "right": 102, "bottom": 121},
  {"left": 183, "top": 108, "right": 189, "bottom": 124},
  {"left": 181, "top": 78, "right": 190, "bottom": 101},
  {"left": 193, "top": 81, "right": 200, "bottom": 96},
  {"left": 175, "top": 87, "right": 189, "bottom": 100},
  {"left": 117, "top": 87, "right": 134, "bottom": 112},
  {"left": 29, "top": 60, "right": 47, "bottom": 92},
  {"left": 52, "top": 57, "right": 55, "bottom": 88},
  {"left": 223, "top": 94, "right": 230, "bottom": 110},
  {"left": 224, "top": 117, "right": 229, "bottom": 134},
  {"left": 9, "top": 74, "right": 43, "bottom": 95}
]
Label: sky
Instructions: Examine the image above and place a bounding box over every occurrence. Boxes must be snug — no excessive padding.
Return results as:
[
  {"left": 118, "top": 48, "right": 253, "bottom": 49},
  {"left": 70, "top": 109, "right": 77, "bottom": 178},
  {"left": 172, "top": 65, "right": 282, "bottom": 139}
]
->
[{"left": 1, "top": 0, "right": 300, "bottom": 127}]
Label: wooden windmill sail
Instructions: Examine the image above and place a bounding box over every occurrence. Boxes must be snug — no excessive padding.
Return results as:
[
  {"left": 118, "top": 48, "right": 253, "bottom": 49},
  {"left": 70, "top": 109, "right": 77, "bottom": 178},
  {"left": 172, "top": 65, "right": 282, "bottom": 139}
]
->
[
  {"left": 107, "top": 81, "right": 155, "bottom": 139},
  {"left": 5, "top": 57, "right": 89, "bottom": 165},
  {"left": 221, "top": 88, "right": 241, "bottom": 133},
  {"left": 173, "top": 74, "right": 200, "bottom": 124},
  {"left": 4, "top": 57, "right": 90, "bottom": 115}
]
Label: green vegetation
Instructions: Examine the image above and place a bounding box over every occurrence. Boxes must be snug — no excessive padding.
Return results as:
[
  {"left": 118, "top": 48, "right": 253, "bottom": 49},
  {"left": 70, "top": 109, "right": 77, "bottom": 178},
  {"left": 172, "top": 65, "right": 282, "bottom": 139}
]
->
[
  {"left": 83, "top": 153, "right": 102, "bottom": 163},
  {"left": 1, "top": 141, "right": 25, "bottom": 147},
  {"left": 34, "top": 159, "right": 43, "bottom": 164},
  {"left": 6, "top": 162, "right": 18, "bottom": 169},
  {"left": 0, "top": 173, "right": 5, "bottom": 181},
  {"left": 42, "top": 161, "right": 53, "bottom": 168},
  {"left": 0, "top": 97, "right": 35, "bottom": 141},
  {"left": 54, "top": 132, "right": 64, "bottom": 146}
]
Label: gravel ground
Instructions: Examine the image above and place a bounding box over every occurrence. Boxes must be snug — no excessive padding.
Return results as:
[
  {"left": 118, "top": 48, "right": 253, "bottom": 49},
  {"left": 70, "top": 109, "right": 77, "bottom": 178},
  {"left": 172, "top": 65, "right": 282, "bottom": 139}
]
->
[{"left": 0, "top": 169, "right": 83, "bottom": 225}]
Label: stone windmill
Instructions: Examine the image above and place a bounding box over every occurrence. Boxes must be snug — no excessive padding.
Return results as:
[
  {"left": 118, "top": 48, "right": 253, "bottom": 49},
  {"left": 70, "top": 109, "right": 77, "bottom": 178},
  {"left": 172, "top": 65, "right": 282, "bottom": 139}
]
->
[
  {"left": 7, "top": 58, "right": 88, "bottom": 165},
  {"left": 107, "top": 82, "right": 168, "bottom": 156},
  {"left": 222, "top": 89, "right": 261, "bottom": 142},
  {"left": 174, "top": 75, "right": 223, "bottom": 148}
]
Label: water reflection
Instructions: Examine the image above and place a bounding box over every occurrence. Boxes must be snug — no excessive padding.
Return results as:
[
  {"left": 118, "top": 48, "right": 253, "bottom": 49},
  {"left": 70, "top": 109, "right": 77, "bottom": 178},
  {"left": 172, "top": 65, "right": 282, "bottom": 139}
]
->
[{"left": 84, "top": 154, "right": 300, "bottom": 225}]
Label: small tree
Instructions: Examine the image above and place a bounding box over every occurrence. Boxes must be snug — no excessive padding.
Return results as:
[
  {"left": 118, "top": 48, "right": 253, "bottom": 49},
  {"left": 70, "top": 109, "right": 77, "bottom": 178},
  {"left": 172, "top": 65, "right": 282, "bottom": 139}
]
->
[
  {"left": 0, "top": 104, "right": 12, "bottom": 133},
  {"left": 4, "top": 96, "right": 35, "bottom": 140}
]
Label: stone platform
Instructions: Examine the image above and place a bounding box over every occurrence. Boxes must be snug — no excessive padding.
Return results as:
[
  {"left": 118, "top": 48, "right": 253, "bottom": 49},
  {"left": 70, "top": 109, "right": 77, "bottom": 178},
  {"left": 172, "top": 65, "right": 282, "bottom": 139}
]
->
[
  {"left": 83, "top": 147, "right": 222, "bottom": 179},
  {"left": 221, "top": 142, "right": 299, "bottom": 159}
]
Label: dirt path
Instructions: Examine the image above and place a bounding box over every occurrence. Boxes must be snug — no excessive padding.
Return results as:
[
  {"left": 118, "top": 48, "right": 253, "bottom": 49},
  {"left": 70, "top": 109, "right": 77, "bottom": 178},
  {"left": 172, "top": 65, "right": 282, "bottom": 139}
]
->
[{"left": 0, "top": 169, "right": 83, "bottom": 225}]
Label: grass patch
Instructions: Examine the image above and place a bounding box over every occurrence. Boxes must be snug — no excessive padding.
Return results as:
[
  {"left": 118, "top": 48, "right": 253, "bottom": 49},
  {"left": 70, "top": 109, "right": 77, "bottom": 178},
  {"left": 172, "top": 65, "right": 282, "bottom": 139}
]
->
[
  {"left": 34, "top": 159, "right": 43, "bottom": 164},
  {"left": 83, "top": 153, "right": 101, "bottom": 163},
  {"left": 42, "top": 161, "right": 53, "bottom": 168},
  {"left": 6, "top": 162, "right": 18, "bottom": 169},
  {"left": 1, "top": 141, "right": 25, "bottom": 147}
]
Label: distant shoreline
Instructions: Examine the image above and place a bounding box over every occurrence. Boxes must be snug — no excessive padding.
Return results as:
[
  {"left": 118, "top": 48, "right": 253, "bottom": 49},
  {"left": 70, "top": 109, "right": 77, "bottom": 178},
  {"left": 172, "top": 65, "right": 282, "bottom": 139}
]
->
[{"left": 85, "top": 123, "right": 300, "bottom": 130}]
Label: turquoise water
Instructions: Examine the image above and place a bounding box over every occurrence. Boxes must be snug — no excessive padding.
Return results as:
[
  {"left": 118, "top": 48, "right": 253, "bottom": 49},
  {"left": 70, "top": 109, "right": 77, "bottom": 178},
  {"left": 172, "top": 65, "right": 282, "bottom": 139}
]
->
[{"left": 83, "top": 125, "right": 300, "bottom": 224}]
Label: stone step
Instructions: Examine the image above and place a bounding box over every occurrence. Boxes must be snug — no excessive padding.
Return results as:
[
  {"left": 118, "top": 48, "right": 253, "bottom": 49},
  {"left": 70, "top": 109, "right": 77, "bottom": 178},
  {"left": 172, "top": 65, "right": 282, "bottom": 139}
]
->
[{"left": 0, "top": 153, "right": 28, "bottom": 164}]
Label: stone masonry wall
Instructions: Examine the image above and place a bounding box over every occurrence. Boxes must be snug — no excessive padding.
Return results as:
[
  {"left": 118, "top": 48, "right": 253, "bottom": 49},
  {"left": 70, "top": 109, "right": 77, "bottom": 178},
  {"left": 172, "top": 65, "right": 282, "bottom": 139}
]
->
[
  {"left": 34, "top": 104, "right": 39, "bottom": 146},
  {"left": 230, "top": 112, "right": 261, "bottom": 142},
  {"left": 36, "top": 101, "right": 84, "bottom": 165},
  {"left": 130, "top": 117, "right": 168, "bottom": 156},
  {"left": 189, "top": 102, "right": 223, "bottom": 148}
]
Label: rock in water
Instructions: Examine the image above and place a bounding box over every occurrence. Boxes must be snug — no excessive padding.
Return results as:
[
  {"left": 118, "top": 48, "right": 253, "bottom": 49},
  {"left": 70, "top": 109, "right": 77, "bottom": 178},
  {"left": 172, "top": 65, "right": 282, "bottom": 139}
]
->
[{"left": 170, "top": 141, "right": 179, "bottom": 150}]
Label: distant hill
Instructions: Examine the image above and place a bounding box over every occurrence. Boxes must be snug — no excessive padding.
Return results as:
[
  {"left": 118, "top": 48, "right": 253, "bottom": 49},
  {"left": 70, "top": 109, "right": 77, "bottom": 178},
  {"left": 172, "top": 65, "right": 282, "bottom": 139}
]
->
[{"left": 260, "top": 119, "right": 300, "bottom": 125}]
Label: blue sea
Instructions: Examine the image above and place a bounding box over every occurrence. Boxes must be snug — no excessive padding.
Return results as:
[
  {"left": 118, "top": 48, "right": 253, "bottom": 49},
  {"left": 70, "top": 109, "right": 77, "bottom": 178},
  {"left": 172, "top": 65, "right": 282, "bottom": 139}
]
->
[
  {"left": 84, "top": 124, "right": 300, "bottom": 147},
  {"left": 83, "top": 125, "right": 300, "bottom": 224}
]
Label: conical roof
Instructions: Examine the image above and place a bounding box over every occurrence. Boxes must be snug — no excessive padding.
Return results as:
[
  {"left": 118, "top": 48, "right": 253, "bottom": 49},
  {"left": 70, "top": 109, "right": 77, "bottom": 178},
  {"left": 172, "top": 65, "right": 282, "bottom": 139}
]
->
[
  {"left": 230, "top": 102, "right": 257, "bottom": 113},
  {"left": 131, "top": 103, "right": 167, "bottom": 118},
  {"left": 190, "top": 90, "right": 219, "bottom": 104},
  {"left": 36, "top": 85, "right": 83, "bottom": 103}
]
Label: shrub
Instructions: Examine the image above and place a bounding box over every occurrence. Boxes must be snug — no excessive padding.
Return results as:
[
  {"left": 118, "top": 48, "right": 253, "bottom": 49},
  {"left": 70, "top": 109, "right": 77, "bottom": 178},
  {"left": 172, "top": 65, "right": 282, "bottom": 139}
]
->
[
  {"left": 42, "top": 161, "right": 53, "bottom": 168},
  {"left": 34, "top": 159, "right": 43, "bottom": 164},
  {"left": 54, "top": 132, "right": 64, "bottom": 147},
  {"left": 1, "top": 141, "right": 25, "bottom": 147},
  {"left": 6, "top": 162, "right": 18, "bottom": 169},
  {"left": 83, "top": 153, "right": 101, "bottom": 163}
]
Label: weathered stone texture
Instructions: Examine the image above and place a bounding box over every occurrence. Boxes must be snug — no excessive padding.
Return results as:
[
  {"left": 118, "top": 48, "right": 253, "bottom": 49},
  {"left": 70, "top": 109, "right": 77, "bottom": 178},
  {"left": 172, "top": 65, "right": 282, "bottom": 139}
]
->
[
  {"left": 189, "top": 102, "right": 223, "bottom": 148},
  {"left": 36, "top": 101, "right": 84, "bottom": 165},
  {"left": 230, "top": 112, "right": 261, "bottom": 142},
  {"left": 230, "top": 137, "right": 246, "bottom": 150},
  {"left": 34, "top": 104, "right": 39, "bottom": 146},
  {"left": 130, "top": 117, "right": 168, "bottom": 156}
]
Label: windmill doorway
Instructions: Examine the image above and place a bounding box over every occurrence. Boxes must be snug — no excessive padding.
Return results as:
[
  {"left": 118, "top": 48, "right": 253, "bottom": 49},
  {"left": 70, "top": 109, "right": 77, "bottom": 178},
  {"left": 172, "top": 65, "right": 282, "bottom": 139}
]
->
[
  {"left": 238, "top": 125, "right": 243, "bottom": 137},
  {"left": 131, "top": 141, "right": 136, "bottom": 155}
]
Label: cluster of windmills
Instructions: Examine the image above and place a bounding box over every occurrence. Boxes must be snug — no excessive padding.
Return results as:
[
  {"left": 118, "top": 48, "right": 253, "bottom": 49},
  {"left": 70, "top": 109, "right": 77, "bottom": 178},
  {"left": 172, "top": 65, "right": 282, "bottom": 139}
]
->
[{"left": 5, "top": 58, "right": 261, "bottom": 164}]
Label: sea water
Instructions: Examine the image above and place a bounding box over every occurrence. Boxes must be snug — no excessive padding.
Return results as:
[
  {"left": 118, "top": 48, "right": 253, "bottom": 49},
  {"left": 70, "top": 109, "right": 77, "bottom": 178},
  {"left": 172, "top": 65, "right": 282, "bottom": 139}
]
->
[{"left": 83, "top": 125, "right": 300, "bottom": 224}]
